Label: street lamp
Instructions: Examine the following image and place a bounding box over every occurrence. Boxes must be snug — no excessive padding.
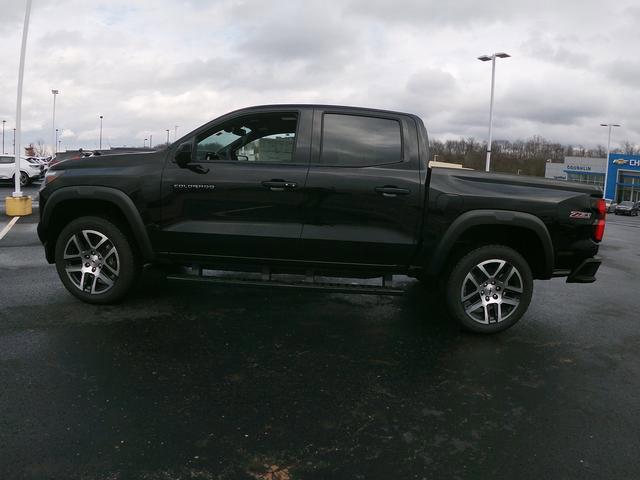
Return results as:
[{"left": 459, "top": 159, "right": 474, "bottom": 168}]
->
[
  {"left": 174, "top": 125, "right": 179, "bottom": 140},
  {"left": 51, "top": 89, "right": 59, "bottom": 157},
  {"left": 99, "top": 115, "right": 103, "bottom": 150},
  {"left": 13, "top": 128, "right": 16, "bottom": 155},
  {"left": 2, "top": 120, "right": 5, "bottom": 154},
  {"left": 166, "top": 129, "right": 170, "bottom": 144},
  {"left": 6, "top": 0, "right": 33, "bottom": 215},
  {"left": 149, "top": 134, "right": 153, "bottom": 148},
  {"left": 478, "top": 52, "right": 510, "bottom": 172},
  {"left": 55, "top": 128, "right": 59, "bottom": 154},
  {"left": 601, "top": 123, "right": 621, "bottom": 201},
  {"left": 144, "top": 138, "right": 148, "bottom": 148}
]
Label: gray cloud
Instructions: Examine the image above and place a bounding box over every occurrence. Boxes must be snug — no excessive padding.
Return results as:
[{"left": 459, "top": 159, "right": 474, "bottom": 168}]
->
[{"left": 0, "top": 0, "right": 638, "bottom": 152}]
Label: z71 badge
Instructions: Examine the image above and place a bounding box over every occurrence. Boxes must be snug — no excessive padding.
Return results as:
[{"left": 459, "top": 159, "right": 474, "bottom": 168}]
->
[{"left": 570, "top": 211, "right": 592, "bottom": 219}]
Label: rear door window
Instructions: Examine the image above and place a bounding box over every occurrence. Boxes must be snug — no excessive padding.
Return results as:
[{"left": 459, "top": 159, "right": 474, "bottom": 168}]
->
[{"left": 319, "top": 114, "right": 402, "bottom": 167}]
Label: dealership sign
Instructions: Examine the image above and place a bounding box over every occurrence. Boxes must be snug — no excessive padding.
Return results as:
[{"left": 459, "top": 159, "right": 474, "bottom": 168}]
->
[{"left": 604, "top": 153, "right": 640, "bottom": 200}]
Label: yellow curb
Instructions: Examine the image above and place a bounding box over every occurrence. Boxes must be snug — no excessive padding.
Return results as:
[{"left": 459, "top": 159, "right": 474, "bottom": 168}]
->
[{"left": 5, "top": 196, "right": 33, "bottom": 216}]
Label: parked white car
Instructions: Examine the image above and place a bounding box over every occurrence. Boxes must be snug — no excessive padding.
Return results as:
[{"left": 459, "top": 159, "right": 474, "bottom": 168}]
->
[{"left": 0, "top": 155, "right": 43, "bottom": 186}]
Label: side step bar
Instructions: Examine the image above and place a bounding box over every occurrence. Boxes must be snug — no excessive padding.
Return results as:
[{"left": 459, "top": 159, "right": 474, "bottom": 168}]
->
[{"left": 167, "top": 269, "right": 405, "bottom": 296}]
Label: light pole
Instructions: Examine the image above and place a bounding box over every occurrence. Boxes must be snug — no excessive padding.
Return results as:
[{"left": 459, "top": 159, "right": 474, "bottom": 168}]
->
[
  {"left": 174, "top": 125, "right": 179, "bottom": 140},
  {"left": 6, "top": 0, "right": 33, "bottom": 214},
  {"left": 99, "top": 115, "right": 103, "bottom": 150},
  {"left": 51, "top": 89, "right": 59, "bottom": 157},
  {"left": 2, "top": 120, "right": 5, "bottom": 154},
  {"left": 144, "top": 138, "right": 148, "bottom": 148},
  {"left": 55, "top": 128, "right": 59, "bottom": 154},
  {"left": 478, "top": 52, "right": 510, "bottom": 172},
  {"left": 149, "top": 134, "right": 153, "bottom": 148},
  {"left": 601, "top": 123, "right": 621, "bottom": 201},
  {"left": 13, "top": 128, "right": 16, "bottom": 154},
  {"left": 166, "top": 129, "right": 170, "bottom": 145}
]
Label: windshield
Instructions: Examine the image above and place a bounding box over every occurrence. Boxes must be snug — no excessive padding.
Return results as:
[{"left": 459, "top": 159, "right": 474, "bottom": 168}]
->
[{"left": 620, "top": 201, "right": 634, "bottom": 206}]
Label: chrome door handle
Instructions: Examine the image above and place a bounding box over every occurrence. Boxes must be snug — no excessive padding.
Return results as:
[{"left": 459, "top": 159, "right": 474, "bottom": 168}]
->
[
  {"left": 375, "top": 186, "right": 410, "bottom": 197},
  {"left": 262, "top": 180, "right": 297, "bottom": 192}
]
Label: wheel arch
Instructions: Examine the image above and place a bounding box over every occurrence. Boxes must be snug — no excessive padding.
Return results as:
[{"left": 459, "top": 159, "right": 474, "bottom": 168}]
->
[
  {"left": 425, "top": 210, "right": 554, "bottom": 279},
  {"left": 40, "top": 186, "right": 154, "bottom": 264}
]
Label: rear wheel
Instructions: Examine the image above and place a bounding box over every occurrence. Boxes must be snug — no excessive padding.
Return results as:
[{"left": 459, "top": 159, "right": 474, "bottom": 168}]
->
[
  {"left": 445, "top": 245, "right": 533, "bottom": 334},
  {"left": 55, "top": 216, "right": 140, "bottom": 304}
]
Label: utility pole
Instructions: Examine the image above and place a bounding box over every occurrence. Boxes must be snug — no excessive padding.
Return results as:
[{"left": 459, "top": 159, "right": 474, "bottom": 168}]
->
[{"left": 99, "top": 115, "right": 103, "bottom": 150}]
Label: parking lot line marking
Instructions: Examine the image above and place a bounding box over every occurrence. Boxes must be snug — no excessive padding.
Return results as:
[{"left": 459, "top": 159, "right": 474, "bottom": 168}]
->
[{"left": 0, "top": 216, "right": 20, "bottom": 241}]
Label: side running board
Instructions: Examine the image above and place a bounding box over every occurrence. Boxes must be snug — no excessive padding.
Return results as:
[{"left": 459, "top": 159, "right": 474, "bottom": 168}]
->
[{"left": 167, "top": 266, "right": 405, "bottom": 296}]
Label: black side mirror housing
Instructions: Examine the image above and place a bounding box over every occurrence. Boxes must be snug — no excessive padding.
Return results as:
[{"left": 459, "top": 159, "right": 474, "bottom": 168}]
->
[{"left": 175, "top": 142, "right": 192, "bottom": 168}]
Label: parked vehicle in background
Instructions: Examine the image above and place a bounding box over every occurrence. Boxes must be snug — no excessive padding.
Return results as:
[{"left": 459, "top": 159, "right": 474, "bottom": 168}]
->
[
  {"left": 614, "top": 201, "right": 639, "bottom": 216},
  {"left": 605, "top": 200, "right": 618, "bottom": 213},
  {"left": 38, "top": 104, "right": 606, "bottom": 334},
  {"left": 0, "top": 155, "right": 43, "bottom": 186},
  {"left": 24, "top": 157, "right": 49, "bottom": 173}
]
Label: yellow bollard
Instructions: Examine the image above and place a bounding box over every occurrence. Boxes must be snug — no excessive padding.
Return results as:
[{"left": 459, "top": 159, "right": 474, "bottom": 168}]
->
[{"left": 4, "top": 196, "right": 32, "bottom": 216}]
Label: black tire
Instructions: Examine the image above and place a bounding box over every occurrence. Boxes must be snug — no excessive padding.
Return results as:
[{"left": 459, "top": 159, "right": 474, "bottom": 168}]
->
[
  {"left": 14, "top": 171, "right": 31, "bottom": 187},
  {"left": 55, "top": 216, "right": 140, "bottom": 304},
  {"left": 445, "top": 245, "right": 533, "bottom": 334}
]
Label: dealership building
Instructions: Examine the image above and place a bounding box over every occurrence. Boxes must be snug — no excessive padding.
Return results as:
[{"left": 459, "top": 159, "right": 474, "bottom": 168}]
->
[{"left": 545, "top": 154, "right": 640, "bottom": 202}]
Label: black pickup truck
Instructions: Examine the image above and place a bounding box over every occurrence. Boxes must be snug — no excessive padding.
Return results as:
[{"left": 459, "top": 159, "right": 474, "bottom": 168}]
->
[{"left": 37, "top": 105, "right": 605, "bottom": 333}]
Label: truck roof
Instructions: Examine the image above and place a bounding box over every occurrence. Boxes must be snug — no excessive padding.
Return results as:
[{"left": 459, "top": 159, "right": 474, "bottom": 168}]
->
[{"left": 223, "top": 104, "right": 422, "bottom": 120}]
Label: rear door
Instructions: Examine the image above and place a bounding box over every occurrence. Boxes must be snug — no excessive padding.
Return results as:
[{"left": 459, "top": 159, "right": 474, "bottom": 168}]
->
[
  {"left": 159, "top": 108, "right": 312, "bottom": 262},
  {"left": 301, "top": 109, "right": 423, "bottom": 267}
]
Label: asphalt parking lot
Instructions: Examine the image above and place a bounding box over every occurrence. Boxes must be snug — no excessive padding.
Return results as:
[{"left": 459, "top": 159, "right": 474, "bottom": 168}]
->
[{"left": 1, "top": 183, "right": 639, "bottom": 480}]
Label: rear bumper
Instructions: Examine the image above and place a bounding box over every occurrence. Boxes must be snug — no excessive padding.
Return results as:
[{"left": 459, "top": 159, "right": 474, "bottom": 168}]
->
[{"left": 566, "top": 257, "right": 601, "bottom": 283}]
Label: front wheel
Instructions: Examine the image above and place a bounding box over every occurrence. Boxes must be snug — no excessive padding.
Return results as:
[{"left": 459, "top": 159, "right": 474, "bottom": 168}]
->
[
  {"left": 445, "top": 245, "right": 533, "bottom": 334},
  {"left": 55, "top": 216, "right": 140, "bottom": 304}
]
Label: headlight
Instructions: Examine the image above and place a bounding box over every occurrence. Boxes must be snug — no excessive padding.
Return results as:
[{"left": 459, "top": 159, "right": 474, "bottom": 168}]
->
[{"left": 28, "top": 163, "right": 40, "bottom": 169}]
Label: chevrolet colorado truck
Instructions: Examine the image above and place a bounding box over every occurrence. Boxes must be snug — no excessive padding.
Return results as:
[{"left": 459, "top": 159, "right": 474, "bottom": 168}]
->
[{"left": 37, "top": 105, "right": 605, "bottom": 333}]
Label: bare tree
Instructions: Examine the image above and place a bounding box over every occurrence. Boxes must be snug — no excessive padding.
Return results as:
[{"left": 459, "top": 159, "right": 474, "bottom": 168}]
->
[
  {"left": 620, "top": 141, "right": 638, "bottom": 155},
  {"left": 33, "top": 140, "right": 49, "bottom": 157}
]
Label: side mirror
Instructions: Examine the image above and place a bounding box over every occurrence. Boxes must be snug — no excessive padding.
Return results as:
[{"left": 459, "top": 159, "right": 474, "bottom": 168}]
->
[{"left": 175, "top": 142, "right": 192, "bottom": 168}]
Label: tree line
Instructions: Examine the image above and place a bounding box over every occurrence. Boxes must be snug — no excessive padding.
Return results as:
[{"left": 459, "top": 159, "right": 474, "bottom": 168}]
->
[{"left": 430, "top": 136, "right": 640, "bottom": 176}]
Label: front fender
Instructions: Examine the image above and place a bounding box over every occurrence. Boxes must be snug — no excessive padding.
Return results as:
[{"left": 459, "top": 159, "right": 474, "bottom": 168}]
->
[{"left": 38, "top": 186, "right": 154, "bottom": 263}]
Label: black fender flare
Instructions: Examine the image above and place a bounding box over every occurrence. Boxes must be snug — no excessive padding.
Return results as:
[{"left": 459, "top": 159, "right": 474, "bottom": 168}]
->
[
  {"left": 425, "top": 209, "right": 554, "bottom": 278},
  {"left": 39, "top": 186, "right": 154, "bottom": 262}
]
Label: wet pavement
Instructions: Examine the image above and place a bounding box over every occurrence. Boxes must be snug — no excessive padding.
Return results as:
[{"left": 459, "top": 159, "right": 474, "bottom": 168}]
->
[{"left": 1, "top": 189, "right": 639, "bottom": 479}]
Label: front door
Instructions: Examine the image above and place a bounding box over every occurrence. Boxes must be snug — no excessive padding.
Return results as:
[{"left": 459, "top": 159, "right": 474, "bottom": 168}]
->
[{"left": 159, "top": 109, "right": 312, "bottom": 262}]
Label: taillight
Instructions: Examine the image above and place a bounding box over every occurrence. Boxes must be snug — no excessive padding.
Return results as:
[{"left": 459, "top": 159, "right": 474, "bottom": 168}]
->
[{"left": 593, "top": 198, "right": 606, "bottom": 242}]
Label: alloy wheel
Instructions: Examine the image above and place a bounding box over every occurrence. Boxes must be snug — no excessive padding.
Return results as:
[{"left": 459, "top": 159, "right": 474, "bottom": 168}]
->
[
  {"left": 63, "top": 229, "right": 120, "bottom": 294},
  {"left": 460, "top": 259, "right": 524, "bottom": 325}
]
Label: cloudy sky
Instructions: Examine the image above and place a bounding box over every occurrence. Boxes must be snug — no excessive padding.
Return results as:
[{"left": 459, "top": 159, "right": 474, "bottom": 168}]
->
[{"left": 0, "top": 0, "right": 638, "bottom": 153}]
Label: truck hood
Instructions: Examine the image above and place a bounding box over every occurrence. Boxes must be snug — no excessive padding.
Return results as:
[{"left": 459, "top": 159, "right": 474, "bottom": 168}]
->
[{"left": 51, "top": 149, "right": 166, "bottom": 171}]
